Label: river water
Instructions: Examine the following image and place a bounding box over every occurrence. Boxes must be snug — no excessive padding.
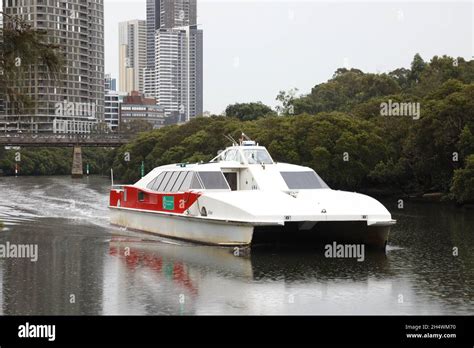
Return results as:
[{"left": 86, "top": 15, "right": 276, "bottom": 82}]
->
[{"left": 0, "top": 176, "right": 472, "bottom": 315}]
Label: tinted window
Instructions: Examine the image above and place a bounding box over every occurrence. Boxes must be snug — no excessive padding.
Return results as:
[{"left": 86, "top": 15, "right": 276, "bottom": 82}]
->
[
  {"left": 171, "top": 172, "right": 187, "bottom": 192},
  {"left": 198, "top": 172, "right": 230, "bottom": 190},
  {"left": 190, "top": 173, "right": 203, "bottom": 189},
  {"left": 147, "top": 172, "right": 165, "bottom": 191},
  {"left": 146, "top": 176, "right": 159, "bottom": 190},
  {"left": 179, "top": 172, "right": 193, "bottom": 191},
  {"left": 164, "top": 172, "right": 180, "bottom": 192},
  {"left": 156, "top": 172, "right": 173, "bottom": 192},
  {"left": 151, "top": 172, "right": 166, "bottom": 191},
  {"left": 281, "top": 171, "right": 329, "bottom": 190}
]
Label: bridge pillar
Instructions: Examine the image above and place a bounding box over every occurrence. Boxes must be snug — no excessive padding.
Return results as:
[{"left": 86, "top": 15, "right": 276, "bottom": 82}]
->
[{"left": 71, "top": 145, "right": 83, "bottom": 178}]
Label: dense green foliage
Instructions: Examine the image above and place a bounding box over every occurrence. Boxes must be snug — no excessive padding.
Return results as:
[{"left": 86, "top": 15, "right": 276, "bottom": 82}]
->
[
  {"left": 0, "top": 147, "right": 114, "bottom": 176},
  {"left": 1, "top": 54, "right": 473, "bottom": 204},
  {"left": 451, "top": 155, "right": 474, "bottom": 204},
  {"left": 225, "top": 102, "right": 275, "bottom": 121},
  {"left": 112, "top": 114, "right": 389, "bottom": 192}
]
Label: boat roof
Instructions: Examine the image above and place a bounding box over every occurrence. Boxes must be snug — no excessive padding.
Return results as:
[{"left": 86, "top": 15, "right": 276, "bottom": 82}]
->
[{"left": 133, "top": 131, "right": 327, "bottom": 188}]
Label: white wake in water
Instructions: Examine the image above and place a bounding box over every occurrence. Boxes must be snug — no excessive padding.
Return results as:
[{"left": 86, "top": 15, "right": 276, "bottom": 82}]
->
[
  {"left": 0, "top": 176, "right": 184, "bottom": 242},
  {"left": 0, "top": 176, "right": 111, "bottom": 228}
]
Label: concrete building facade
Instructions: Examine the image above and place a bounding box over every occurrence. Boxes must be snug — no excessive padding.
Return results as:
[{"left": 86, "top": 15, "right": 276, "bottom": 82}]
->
[
  {"left": 1, "top": 0, "right": 105, "bottom": 134},
  {"left": 104, "top": 91, "right": 127, "bottom": 132},
  {"left": 105, "top": 73, "right": 117, "bottom": 92},
  {"left": 120, "top": 91, "right": 166, "bottom": 129},
  {"left": 118, "top": 19, "right": 147, "bottom": 94}
]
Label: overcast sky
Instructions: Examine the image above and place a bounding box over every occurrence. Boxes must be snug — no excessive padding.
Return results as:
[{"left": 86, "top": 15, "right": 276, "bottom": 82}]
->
[{"left": 23, "top": 1, "right": 474, "bottom": 114}]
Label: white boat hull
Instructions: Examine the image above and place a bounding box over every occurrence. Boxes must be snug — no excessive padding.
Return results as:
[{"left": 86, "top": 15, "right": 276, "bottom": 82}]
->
[
  {"left": 110, "top": 207, "right": 391, "bottom": 249},
  {"left": 110, "top": 207, "right": 254, "bottom": 246}
]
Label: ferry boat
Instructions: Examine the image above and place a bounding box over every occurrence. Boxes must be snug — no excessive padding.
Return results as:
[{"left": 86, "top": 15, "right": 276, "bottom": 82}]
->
[{"left": 109, "top": 136, "right": 396, "bottom": 250}]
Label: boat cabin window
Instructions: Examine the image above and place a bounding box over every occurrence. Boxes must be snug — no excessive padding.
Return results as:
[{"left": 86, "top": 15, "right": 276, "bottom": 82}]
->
[
  {"left": 147, "top": 172, "right": 166, "bottom": 191},
  {"left": 164, "top": 172, "right": 181, "bottom": 192},
  {"left": 224, "top": 172, "right": 238, "bottom": 191},
  {"left": 197, "top": 171, "right": 230, "bottom": 190},
  {"left": 156, "top": 171, "right": 173, "bottom": 192},
  {"left": 280, "top": 171, "right": 329, "bottom": 190},
  {"left": 171, "top": 171, "right": 188, "bottom": 192},
  {"left": 147, "top": 171, "right": 191, "bottom": 192},
  {"left": 223, "top": 149, "right": 242, "bottom": 163},
  {"left": 179, "top": 172, "right": 194, "bottom": 191},
  {"left": 146, "top": 171, "right": 230, "bottom": 192},
  {"left": 189, "top": 173, "right": 204, "bottom": 190},
  {"left": 243, "top": 149, "right": 273, "bottom": 165},
  {"left": 147, "top": 176, "right": 159, "bottom": 190}
]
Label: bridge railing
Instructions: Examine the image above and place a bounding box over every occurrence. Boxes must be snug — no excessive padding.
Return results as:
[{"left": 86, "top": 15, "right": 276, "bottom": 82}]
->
[{"left": 0, "top": 133, "right": 132, "bottom": 147}]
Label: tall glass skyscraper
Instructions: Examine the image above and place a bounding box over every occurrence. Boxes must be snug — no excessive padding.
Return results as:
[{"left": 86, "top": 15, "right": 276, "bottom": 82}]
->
[
  {"left": 145, "top": 0, "right": 202, "bottom": 123},
  {"left": 146, "top": 0, "right": 197, "bottom": 69}
]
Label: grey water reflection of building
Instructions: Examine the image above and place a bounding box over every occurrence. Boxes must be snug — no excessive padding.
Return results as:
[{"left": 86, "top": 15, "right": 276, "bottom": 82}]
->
[{"left": 0, "top": 220, "right": 107, "bottom": 315}]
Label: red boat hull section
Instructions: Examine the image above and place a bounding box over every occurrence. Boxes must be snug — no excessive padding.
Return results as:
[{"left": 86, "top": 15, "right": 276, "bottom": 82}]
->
[{"left": 110, "top": 186, "right": 200, "bottom": 215}]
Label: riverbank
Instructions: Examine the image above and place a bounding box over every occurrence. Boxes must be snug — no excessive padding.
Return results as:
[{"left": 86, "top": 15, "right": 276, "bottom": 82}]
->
[
  {"left": 362, "top": 189, "right": 467, "bottom": 206},
  {"left": 0, "top": 147, "right": 114, "bottom": 177}
]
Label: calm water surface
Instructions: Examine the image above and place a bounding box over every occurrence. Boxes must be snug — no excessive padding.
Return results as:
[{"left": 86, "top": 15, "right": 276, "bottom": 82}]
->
[{"left": 0, "top": 176, "right": 472, "bottom": 315}]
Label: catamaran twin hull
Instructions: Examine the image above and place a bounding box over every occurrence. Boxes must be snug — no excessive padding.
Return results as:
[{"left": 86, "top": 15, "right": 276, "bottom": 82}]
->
[
  {"left": 110, "top": 140, "right": 395, "bottom": 250},
  {"left": 109, "top": 186, "right": 395, "bottom": 250}
]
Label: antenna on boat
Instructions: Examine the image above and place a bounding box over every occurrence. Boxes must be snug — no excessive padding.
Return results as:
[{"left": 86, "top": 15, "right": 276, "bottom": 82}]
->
[
  {"left": 224, "top": 134, "right": 238, "bottom": 146},
  {"left": 241, "top": 132, "right": 251, "bottom": 141},
  {"left": 240, "top": 132, "right": 253, "bottom": 145},
  {"left": 110, "top": 168, "right": 114, "bottom": 188}
]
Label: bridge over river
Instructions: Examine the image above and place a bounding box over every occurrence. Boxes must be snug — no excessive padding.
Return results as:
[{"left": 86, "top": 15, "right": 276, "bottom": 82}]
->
[{"left": 0, "top": 133, "right": 130, "bottom": 177}]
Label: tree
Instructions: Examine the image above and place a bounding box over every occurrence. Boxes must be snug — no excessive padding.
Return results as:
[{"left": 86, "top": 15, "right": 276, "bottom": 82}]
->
[
  {"left": 291, "top": 70, "right": 400, "bottom": 115},
  {"left": 409, "top": 53, "right": 426, "bottom": 84},
  {"left": 225, "top": 102, "right": 274, "bottom": 121},
  {"left": 458, "top": 125, "right": 474, "bottom": 160},
  {"left": 389, "top": 68, "right": 410, "bottom": 89},
  {"left": 451, "top": 155, "right": 474, "bottom": 203},
  {"left": 0, "top": 13, "right": 63, "bottom": 114},
  {"left": 276, "top": 88, "right": 299, "bottom": 116}
]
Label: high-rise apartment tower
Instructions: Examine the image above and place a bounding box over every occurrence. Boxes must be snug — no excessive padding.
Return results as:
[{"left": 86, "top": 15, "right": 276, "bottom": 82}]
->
[
  {"left": 118, "top": 19, "right": 147, "bottom": 94},
  {"left": 1, "top": 0, "right": 105, "bottom": 133}
]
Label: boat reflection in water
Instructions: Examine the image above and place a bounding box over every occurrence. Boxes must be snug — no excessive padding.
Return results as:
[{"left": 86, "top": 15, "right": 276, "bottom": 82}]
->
[
  {"left": 106, "top": 238, "right": 254, "bottom": 315},
  {"left": 106, "top": 237, "right": 410, "bottom": 315}
]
